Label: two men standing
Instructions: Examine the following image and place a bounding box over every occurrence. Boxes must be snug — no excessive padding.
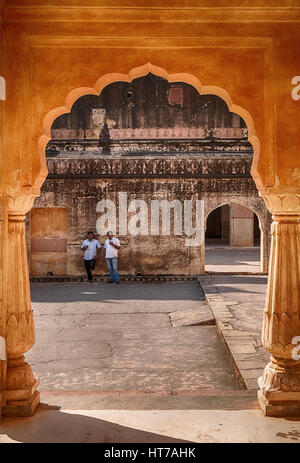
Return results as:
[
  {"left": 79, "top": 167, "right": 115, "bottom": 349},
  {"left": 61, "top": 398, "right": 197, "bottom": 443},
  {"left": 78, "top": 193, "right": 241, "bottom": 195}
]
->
[{"left": 81, "top": 231, "right": 120, "bottom": 283}]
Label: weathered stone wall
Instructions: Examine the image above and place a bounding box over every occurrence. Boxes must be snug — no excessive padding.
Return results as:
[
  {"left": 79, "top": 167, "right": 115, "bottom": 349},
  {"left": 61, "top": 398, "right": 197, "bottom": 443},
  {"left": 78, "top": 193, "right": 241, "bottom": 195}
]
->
[{"left": 30, "top": 155, "right": 271, "bottom": 276}]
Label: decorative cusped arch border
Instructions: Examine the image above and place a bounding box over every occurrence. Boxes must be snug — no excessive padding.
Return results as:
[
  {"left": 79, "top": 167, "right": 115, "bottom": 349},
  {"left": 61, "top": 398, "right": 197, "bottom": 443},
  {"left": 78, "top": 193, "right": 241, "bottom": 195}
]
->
[
  {"left": 38, "top": 62, "right": 262, "bottom": 190},
  {"left": 204, "top": 198, "right": 265, "bottom": 231}
]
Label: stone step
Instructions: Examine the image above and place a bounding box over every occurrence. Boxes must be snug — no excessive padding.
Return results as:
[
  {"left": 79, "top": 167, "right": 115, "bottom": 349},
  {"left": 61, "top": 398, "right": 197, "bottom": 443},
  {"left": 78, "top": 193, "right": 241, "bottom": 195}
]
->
[{"left": 39, "top": 389, "right": 259, "bottom": 411}]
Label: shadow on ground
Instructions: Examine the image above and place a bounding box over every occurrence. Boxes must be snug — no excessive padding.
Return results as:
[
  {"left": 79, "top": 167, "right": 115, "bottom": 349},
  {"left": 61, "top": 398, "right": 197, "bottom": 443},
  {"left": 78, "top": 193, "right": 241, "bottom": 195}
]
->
[
  {"left": 0, "top": 407, "right": 190, "bottom": 443},
  {"left": 30, "top": 280, "right": 206, "bottom": 303}
]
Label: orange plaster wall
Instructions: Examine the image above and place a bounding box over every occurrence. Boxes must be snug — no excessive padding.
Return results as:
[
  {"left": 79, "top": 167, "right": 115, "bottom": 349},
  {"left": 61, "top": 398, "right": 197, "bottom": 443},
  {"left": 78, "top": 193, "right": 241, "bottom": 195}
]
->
[
  {"left": 30, "top": 207, "right": 67, "bottom": 275},
  {"left": 30, "top": 208, "right": 67, "bottom": 239},
  {"left": 0, "top": 1, "right": 300, "bottom": 199}
]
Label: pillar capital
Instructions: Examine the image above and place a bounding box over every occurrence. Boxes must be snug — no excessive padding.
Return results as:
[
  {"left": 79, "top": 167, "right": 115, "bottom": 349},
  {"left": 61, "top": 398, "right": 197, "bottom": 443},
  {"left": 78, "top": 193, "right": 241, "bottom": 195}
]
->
[
  {"left": 6, "top": 192, "right": 36, "bottom": 217},
  {"left": 261, "top": 190, "right": 300, "bottom": 216}
]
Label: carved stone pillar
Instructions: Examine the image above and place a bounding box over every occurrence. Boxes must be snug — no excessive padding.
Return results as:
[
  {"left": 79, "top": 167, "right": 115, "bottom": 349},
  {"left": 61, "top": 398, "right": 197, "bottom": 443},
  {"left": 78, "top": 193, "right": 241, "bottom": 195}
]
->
[
  {"left": 258, "top": 193, "right": 300, "bottom": 417},
  {"left": 2, "top": 194, "right": 40, "bottom": 416}
]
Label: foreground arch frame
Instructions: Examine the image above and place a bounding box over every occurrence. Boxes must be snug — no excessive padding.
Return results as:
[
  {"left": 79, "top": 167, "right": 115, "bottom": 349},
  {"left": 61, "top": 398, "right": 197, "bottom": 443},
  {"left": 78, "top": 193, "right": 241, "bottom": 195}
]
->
[{"left": 2, "top": 62, "right": 300, "bottom": 418}]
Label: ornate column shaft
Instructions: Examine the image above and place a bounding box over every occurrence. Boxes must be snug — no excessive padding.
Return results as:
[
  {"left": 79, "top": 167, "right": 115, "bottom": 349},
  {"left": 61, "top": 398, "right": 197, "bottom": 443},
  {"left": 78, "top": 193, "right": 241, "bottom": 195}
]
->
[
  {"left": 2, "top": 195, "right": 40, "bottom": 416},
  {"left": 258, "top": 193, "right": 300, "bottom": 417}
]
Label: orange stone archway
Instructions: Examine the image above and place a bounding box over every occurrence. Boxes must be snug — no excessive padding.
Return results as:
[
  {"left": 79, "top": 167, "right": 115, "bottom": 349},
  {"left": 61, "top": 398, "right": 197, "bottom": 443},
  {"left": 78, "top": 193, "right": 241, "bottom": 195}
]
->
[
  {"left": 1, "top": 2, "right": 300, "bottom": 419},
  {"left": 3, "top": 61, "right": 299, "bottom": 418}
]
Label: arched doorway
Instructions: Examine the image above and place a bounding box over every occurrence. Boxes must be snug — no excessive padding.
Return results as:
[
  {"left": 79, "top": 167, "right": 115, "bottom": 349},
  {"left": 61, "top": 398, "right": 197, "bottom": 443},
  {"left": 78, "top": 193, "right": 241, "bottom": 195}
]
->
[
  {"left": 2, "top": 63, "right": 268, "bottom": 417},
  {"left": 205, "top": 203, "right": 263, "bottom": 274},
  {"left": 1, "top": 0, "right": 298, "bottom": 420}
]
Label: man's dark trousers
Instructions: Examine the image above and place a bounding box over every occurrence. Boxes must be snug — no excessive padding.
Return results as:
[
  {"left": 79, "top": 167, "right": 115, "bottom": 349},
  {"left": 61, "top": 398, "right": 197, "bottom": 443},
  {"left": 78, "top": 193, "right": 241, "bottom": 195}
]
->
[{"left": 84, "top": 258, "right": 95, "bottom": 281}]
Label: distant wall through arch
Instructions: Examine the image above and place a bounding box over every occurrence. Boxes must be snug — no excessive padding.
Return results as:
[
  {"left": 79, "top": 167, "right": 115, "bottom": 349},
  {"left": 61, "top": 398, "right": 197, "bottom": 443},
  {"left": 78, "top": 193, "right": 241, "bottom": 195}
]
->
[
  {"left": 204, "top": 195, "right": 272, "bottom": 273},
  {"left": 30, "top": 70, "right": 269, "bottom": 278}
]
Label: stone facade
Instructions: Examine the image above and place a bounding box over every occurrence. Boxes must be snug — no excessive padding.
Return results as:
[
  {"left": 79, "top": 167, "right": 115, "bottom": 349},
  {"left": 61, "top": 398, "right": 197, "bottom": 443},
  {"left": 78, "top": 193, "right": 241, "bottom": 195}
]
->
[
  {"left": 31, "top": 156, "right": 271, "bottom": 276},
  {"left": 29, "top": 76, "right": 271, "bottom": 277}
]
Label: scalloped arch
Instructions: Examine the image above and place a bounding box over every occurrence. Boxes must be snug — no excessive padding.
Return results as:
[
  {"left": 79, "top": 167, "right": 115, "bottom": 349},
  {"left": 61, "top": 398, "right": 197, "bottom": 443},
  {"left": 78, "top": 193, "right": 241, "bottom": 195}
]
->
[{"left": 39, "top": 62, "right": 261, "bottom": 188}]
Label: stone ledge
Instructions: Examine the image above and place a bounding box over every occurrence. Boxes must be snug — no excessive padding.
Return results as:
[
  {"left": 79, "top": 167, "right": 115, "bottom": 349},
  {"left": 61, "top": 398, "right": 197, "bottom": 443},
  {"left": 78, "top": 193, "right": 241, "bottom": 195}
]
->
[
  {"left": 206, "top": 271, "right": 267, "bottom": 275},
  {"left": 46, "top": 156, "right": 253, "bottom": 179},
  {"left": 30, "top": 274, "right": 198, "bottom": 283}
]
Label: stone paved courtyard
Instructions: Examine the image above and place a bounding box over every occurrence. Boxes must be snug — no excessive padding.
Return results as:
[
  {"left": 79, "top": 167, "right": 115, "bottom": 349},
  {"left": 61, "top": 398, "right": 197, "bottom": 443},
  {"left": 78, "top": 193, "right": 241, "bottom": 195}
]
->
[
  {"left": 2, "top": 276, "right": 300, "bottom": 444},
  {"left": 205, "top": 246, "right": 261, "bottom": 273},
  {"left": 27, "top": 280, "right": 240, "bottom": 392}
]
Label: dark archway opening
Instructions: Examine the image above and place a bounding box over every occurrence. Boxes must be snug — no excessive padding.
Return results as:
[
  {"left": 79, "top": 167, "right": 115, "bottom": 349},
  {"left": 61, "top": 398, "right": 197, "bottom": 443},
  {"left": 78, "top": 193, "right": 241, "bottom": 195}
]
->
[{"left": 205, "top": 205, "right": 230, "bottom": 246}]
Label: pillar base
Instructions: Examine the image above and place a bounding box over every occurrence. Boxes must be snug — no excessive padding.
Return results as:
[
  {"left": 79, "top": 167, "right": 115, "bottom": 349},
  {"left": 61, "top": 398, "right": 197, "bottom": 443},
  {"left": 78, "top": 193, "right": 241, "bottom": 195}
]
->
[
  {"left": 257, "top": 357, "right": 300, "bottom": 417},
  {"left": 258, "top": 389, "right": 300, "bottom": 417},
  {"left": 3, "top": 388, "right": 40, "bottom": 417},
  {"left": 3, "top": 371, "right": 40, "bottom": 417},
  {"left": 3, "top": 355, "right": 40, "bottom": 416},
  {"left": 0, "top": 392, "right": 3, "bottom": 418}
]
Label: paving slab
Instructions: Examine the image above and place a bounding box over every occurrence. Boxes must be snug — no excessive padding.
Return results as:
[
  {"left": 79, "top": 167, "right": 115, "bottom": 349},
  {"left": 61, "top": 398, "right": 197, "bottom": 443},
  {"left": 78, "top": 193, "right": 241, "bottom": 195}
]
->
[{"left": 168, "top": 308, "right": 214, "bottom": 327}]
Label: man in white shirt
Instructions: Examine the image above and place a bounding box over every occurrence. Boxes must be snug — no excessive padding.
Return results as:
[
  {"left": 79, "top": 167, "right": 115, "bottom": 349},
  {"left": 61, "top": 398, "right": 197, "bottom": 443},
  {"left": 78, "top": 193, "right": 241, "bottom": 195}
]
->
[
  {"left": 81, "top": 231, "right": 101, "bottom": 282},
  {"left": 104, "top": 231, "right": 120, "bottom": 284}
]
